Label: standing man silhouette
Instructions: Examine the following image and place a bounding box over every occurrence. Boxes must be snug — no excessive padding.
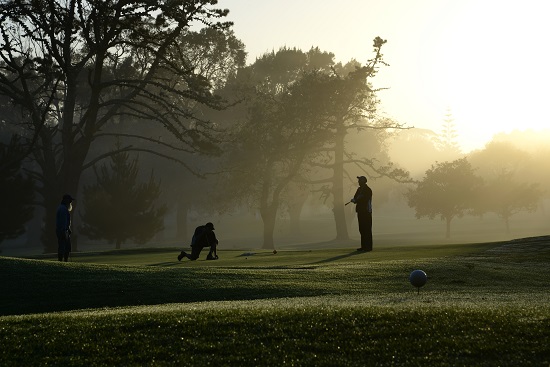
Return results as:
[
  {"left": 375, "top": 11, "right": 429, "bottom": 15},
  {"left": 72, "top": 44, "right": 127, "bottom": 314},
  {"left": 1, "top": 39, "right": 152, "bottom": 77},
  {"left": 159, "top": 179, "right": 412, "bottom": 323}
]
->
[
  {"left": 56, "top": 194, "right": 74, "bottom": 261},
  {"left": 350, "top": 176, "right": 373, "bottom": 252}
]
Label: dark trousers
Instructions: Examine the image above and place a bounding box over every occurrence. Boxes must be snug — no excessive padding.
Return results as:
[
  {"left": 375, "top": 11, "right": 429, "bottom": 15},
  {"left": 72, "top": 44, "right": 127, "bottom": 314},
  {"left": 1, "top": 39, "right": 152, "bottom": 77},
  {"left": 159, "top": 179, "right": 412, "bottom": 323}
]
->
[
  {"left": 357, "top": 212, "right": 373, "bottom": 251},
  {"left": 57, "top": 231, "right": 71, "bottom": 262},
  {"left": 189, "top": 244, "right": 216, "bottom": 260}
]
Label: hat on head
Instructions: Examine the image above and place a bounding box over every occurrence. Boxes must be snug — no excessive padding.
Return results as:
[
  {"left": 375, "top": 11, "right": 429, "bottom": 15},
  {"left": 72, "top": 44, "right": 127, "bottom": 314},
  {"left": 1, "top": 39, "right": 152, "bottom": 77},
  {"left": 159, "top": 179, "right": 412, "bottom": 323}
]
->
[
  {"left": 62, "top": 194, "right": 75, "bottom": 203},
  {"left": 205, "top": 222, "right": 215, "bottom": 230},
  {"left": 357, "top": 176, "right": 367, "bottom": 182}
]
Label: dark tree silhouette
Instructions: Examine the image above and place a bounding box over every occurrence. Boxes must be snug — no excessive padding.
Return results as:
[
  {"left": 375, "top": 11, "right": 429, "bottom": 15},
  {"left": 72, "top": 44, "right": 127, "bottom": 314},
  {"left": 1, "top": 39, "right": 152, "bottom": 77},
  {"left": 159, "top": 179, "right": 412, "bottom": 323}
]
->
[
  {"left": 94, "top": 27, "right": 246, "bottom": 244},
  {"left": 80, "top": 150, "right": 166, "bottom": 249},
  {"left": 223, "top": 71, "right": 330, "bottom": 249},
  {"left": 220, "top": 40, "right": 410, "bottom": 248},
  {"left": 301, "top": 38, "right": 410, "bottom": 241},
  {"left": 0, "top": 0, "right": 232, "bottom": 253},
  {"left": 217, "top": 47, "right": 337, "bottom": 249}
]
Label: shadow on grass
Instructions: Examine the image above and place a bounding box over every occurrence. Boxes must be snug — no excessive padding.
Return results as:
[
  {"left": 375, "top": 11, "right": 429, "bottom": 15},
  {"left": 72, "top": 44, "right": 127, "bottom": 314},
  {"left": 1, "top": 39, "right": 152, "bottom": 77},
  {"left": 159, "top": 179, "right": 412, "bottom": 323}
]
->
[
  {"left": 308, "top": 250, "right": 366, "bottom": 264},
  {"left": 0, "top": 257, "right": 330, "bottom": 316},
  {"left": 148, "top": 261, "right": 179, "bottom": 267}
]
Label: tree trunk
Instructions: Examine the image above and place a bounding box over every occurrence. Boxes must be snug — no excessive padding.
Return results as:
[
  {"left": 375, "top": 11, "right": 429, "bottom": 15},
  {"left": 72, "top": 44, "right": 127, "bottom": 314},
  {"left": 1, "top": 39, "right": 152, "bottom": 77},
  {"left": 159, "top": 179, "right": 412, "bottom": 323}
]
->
[
  {"left": 288, "top": 189, "right": 308, "bottom": 237},
  {"left": 39, "top": 140, "right": 90, "bottom": 253},
  {"left": 38, "top": 63, "right": 98, "bottom": 253},
  {"left": 259, "top": 166, "right": 279, "bottom": 249},
  {"left": 332, "top": 120, "right": 349, "bottom": 240},
  {"left": 261, "top": 208, "right": 276, "bottom": 250}
]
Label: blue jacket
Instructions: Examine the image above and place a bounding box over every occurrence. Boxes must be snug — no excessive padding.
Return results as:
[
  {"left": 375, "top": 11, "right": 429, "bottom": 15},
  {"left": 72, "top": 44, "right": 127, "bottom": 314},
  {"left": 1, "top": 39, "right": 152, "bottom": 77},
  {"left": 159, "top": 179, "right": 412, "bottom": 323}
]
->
[{"left": 56, "top": 204, "right": 71, "bottom": 234}]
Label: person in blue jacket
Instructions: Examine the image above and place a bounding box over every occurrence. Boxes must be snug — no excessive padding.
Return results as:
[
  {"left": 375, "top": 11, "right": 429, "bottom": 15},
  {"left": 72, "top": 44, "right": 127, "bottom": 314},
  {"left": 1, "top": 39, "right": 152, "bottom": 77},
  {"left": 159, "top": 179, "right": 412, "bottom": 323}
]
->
[{"left": 56, "top": 194, "right": 74, "bottom": 261}]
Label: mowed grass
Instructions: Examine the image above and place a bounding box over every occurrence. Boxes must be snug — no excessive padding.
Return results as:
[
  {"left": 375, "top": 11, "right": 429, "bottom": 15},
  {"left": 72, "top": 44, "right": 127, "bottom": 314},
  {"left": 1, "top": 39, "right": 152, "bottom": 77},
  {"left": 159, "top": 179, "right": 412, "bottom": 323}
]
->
[{"left": 1, "top": 238, "right": 550, "bottom": 366}]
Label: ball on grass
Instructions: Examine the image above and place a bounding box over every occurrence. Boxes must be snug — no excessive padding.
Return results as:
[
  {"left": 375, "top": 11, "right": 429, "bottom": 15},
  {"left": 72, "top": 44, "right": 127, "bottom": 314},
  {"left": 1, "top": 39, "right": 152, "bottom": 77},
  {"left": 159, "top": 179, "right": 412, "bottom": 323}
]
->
[
  {"left": 273, "top": 250, "right": 277, "bottom": 254},
  {"left": 409, "top": 269, "right": 427, "bottom": 288}
]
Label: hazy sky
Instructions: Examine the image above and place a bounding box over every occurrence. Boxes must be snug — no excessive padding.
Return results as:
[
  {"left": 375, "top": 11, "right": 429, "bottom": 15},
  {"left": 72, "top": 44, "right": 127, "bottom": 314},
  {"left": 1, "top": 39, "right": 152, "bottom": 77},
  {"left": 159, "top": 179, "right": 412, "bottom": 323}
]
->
[{"left": 221, "top": 0, "right": 550, "bottom": 152}]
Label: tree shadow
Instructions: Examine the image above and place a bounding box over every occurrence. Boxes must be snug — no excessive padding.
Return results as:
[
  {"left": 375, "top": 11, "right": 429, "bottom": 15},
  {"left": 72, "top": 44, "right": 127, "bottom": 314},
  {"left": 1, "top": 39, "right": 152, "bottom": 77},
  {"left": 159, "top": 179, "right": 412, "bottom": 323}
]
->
[
  {"left": 308, "top": 250, "right": 366, "bottom": 265},
  {"left": 148, "top": 261, "right": 181, "bottom": 267}
]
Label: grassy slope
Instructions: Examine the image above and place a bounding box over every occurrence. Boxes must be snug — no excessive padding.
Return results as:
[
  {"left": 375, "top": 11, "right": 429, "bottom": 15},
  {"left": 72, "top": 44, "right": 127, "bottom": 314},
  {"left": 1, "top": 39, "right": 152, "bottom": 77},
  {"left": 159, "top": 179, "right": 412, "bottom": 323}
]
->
[{"left": 1, "top": 238, "right": 549, "bottom": 366}]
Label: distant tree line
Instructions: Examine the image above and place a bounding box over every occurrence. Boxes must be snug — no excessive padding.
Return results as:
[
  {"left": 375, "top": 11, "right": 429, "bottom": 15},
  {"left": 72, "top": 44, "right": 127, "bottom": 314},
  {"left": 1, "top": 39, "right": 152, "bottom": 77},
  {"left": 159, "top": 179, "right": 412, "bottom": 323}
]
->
[
  {"left": 0, "top": 0, "right": 547, "bottom": 252},
  {"left": 406, "top": 142, "right": 545, "bottom": 238}
]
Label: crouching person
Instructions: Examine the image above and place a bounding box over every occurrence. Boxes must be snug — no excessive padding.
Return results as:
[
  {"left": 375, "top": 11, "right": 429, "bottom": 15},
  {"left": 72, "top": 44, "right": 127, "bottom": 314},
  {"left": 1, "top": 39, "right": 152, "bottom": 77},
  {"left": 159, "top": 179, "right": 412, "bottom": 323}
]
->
[{"left": 178, "top": 222, "right": 219, "bottom": 261}]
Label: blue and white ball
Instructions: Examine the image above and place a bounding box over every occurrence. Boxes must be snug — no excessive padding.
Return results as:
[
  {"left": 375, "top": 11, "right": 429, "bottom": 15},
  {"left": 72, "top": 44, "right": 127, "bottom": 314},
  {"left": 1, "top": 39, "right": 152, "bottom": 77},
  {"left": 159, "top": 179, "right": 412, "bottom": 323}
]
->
[{"left": 409, "top": 270, "right": 428, "bottom": 288}]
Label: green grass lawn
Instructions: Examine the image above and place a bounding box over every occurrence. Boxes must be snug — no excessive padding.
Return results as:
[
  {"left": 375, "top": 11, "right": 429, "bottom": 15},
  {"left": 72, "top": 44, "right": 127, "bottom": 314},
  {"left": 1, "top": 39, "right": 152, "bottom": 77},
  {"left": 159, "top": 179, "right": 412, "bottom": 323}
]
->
[{"left": 1, "top": 237, "right": 549, "bottom": 366}]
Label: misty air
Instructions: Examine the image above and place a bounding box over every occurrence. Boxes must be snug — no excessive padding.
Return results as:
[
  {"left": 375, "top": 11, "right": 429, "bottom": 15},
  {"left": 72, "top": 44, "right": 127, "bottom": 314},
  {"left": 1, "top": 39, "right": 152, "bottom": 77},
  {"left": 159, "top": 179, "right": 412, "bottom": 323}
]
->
[{"left": 1, "top": 1, "right": 549, "bottom": 365}]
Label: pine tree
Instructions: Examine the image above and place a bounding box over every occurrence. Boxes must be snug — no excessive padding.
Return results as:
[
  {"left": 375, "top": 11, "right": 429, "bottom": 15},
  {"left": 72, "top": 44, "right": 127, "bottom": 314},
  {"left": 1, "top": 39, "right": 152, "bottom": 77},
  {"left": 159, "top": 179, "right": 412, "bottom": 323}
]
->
[
  {"left": 436, "top": 108, "right": 462, "bottom": 158},
  {"left": 81, "top": 150, "right": 167, "bottom": 249}
]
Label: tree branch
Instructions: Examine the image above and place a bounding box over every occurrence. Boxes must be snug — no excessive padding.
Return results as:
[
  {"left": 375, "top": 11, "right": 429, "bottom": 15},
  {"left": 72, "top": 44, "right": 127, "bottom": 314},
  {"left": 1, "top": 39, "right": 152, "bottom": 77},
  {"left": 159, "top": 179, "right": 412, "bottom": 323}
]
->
[{"left": 81, "top": 145, "right": 203, "bottom": 178}]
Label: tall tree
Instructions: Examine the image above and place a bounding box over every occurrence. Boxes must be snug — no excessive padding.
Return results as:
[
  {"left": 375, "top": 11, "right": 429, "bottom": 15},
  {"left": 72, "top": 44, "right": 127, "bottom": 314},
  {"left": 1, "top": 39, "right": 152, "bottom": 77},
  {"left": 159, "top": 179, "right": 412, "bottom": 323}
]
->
[
  {"left": 405, "top": 158, "right": 483, "bottom": 239},
  {"left": 214, "top": 47, "right": 337, "bottom": 249},
  {"left": 222, "top": 70, "right": 331, "bottom": 249},
  {"left": 220, "top": 41, "right": 410, "bottom": 247},
  {"left": 95, "top": 27, "right": 246, "bottom": 243},
  {"left": 80, "top": 149, "right": 166, "bottom": 249},
  {"left": 0, "top": 0, "right": 232, "bottom": 252},
  {"left": 305, "top": 38, "right": 410, "bottom": 240}
]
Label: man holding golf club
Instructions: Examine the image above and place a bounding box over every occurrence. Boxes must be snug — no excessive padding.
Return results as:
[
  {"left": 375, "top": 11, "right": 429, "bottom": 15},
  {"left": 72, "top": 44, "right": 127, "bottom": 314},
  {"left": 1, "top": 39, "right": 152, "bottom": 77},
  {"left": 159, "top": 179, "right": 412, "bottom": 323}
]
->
[
  {"left": 178, "top": 222, "right": 219, "bottom": 261},
  {"left": 350, "top": 176, "right": 373, "bottom": 252}
]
